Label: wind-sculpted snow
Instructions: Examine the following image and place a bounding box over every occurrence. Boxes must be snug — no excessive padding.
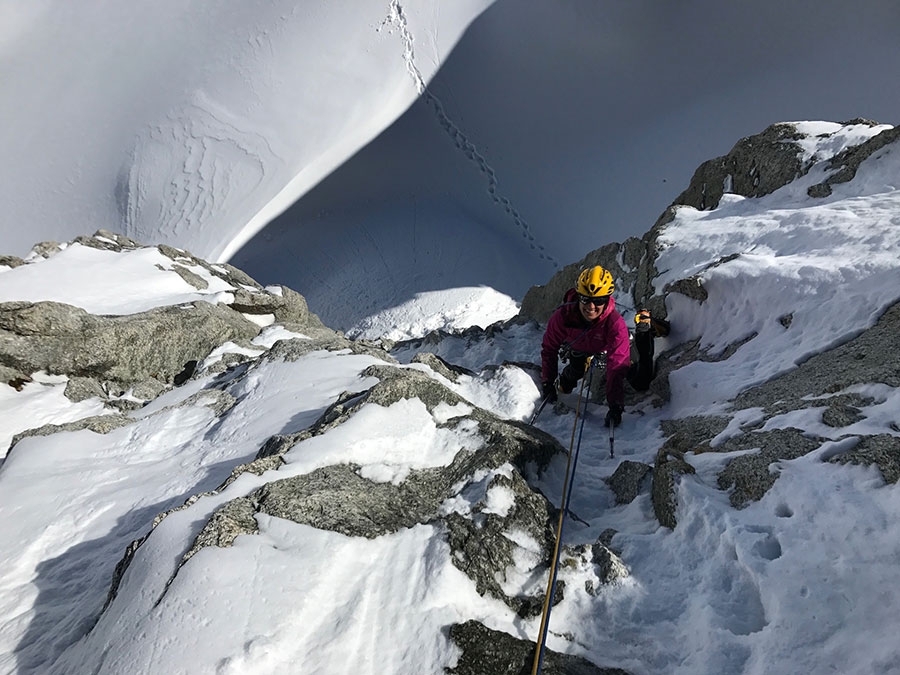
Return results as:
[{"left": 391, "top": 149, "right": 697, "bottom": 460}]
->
[
  {"left": 0, "top": 0, "right": 491, "bottom": 261},
  {"left": 117, "top": 97, "right": 274, "bottom": 252}
]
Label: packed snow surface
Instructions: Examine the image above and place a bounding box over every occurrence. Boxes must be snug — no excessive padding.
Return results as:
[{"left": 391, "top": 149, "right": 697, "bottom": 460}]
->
[
  {"left": 0, "top": 244, "right": 237, "bottom": 315},
  {"left": 347, "top": 287, "right": 520, "bottom": 341}
]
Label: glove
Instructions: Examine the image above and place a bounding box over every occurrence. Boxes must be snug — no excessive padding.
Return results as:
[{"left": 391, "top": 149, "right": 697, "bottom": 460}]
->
[
  {"left": 604, "top": 403, "right": 624, "bottom": 428},
  {"left": 541, "top": 380, "right": 558, "bottom": 403},
  {"left": 558, "top": 364, "right": 580, "bottom": 394}
]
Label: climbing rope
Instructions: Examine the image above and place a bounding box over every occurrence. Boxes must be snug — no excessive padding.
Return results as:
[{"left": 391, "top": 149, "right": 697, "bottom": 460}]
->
[{"left": 530, "top": 357, "right": 600, "bottom": 674}]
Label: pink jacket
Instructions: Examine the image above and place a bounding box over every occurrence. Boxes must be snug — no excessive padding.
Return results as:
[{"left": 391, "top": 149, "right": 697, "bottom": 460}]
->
[{"left": 540, "top": 289, "right": 631, "bottom": 406}]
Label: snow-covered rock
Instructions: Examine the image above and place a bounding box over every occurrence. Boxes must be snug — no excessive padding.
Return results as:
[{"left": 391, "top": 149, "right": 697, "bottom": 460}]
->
[{"left": 2, "top": 119, "right": 900, "bottom": 674}]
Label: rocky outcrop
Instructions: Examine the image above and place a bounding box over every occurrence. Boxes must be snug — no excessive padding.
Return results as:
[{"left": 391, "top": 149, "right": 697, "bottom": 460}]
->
[
  {"left": 715, "top": 429, "right": 824, "bottom": 508},
  {"left": 588, "top": 540, "right": 630, "bottom": 586},
  {"left": 807, "top": 123, "right": 900, "bottom": 198},
  {"left": 410, "top": 351, "right": 475, "bottom": 382},
  {"left": 9, "top": 414, "right": 134, "bottom": 451},
  {"left": 605, "top": 460, "right": 652, "bottom": 505},
  {"left": 821, "top": 400, "right": 869, "bottom": 428},
  {"left": 229, "top": 284, "right": 328, "bottom": 333},
  {"left": 0, "top": 255, "right": 24, "bottom": 269},
  {"left": 829, "top": 434, "right": 900, "bottom": 485},
  {"left": 734, "top": 301, "right": 900, "bottom": 413},
  {"left": 653, "top": 299, "right": 900, "bottom": 519},
  {"left": 0, "top": 230, "right": 334, "bottom": 400},
  {"left": 673, "top": 123, "right": 808, "bottom": 211},
  {"left": 0, "top": 299, "right": 260, "bottom": 392},
  {"left": 103, "top": 363, "right": 629, "bottom": 633},
  {"left": 447, "top": 620, "right": 631, "bottom": 675},
  {"left": 177, "top": 366, "right": 569, "bottom": 617},
  {"left": 518, "top": 122, "right": 833, "bottom": 327},
  {"left": 651, "top": 446, "right": 696, "bottom": 529}
]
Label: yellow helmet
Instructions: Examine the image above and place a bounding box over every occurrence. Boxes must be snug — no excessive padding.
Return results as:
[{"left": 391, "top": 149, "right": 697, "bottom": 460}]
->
[{"left": 576, "top": 265, "right": 614, "bottom": 298}]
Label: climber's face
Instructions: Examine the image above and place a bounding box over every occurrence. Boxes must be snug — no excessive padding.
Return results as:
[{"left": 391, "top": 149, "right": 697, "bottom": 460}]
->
[{"left": 578, "top": 294, "right": 606, "bottom": 322}]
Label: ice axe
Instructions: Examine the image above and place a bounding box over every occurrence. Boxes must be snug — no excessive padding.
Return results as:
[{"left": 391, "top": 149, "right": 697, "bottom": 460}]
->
[
  {"left": 529, "top": 377, "right": 558, "bottom": 424},
  {"left": 609, "top": 420, "right": 615, "bottom": 458}
]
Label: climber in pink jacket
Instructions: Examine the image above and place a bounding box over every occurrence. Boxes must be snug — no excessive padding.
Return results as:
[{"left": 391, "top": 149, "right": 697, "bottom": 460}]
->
[{"left": 540, "top": 265, "right": 631, "bottom": 427}]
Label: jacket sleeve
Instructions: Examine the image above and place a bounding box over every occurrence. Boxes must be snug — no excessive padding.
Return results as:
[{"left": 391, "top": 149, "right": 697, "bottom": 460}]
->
[
  {"left": 604, "top": 314, "right": 631, "bottom": 406},
  {"left": 540, "top": 311, "right": 565, "bottom": 384}
]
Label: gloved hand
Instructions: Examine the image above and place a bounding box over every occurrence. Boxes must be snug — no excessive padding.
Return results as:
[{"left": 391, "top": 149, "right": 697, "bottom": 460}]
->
[
  {"left": 558, "top": 364, "right": 580, "bottom": 394},
  {"left": 604, "top": 403, "right": 624, "bottom": 428},
  {"left": 541, "top": 380, "right": 558, "bottom": 403}
]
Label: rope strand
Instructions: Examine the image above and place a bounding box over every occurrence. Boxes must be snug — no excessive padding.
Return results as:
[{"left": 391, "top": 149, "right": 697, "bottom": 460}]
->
[{"left": 531, "top": 358, "right": 596, "bottom": 674}]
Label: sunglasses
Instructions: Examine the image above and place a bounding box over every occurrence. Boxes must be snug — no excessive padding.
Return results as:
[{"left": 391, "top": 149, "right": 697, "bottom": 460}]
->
[{"left": 578, "top": 295, "right": 608, "bottom": 307}]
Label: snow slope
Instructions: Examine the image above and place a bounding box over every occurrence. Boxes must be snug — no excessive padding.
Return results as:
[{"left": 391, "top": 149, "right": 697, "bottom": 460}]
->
[
  {"left": 1, "top": 121, "right": 899, "bottom": 674},
  {"left": 656, "top": 121, "right": 900, "bottom": 410},
  {"left": 0, "top": 0, "right": 490, "bottom": 261}
]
